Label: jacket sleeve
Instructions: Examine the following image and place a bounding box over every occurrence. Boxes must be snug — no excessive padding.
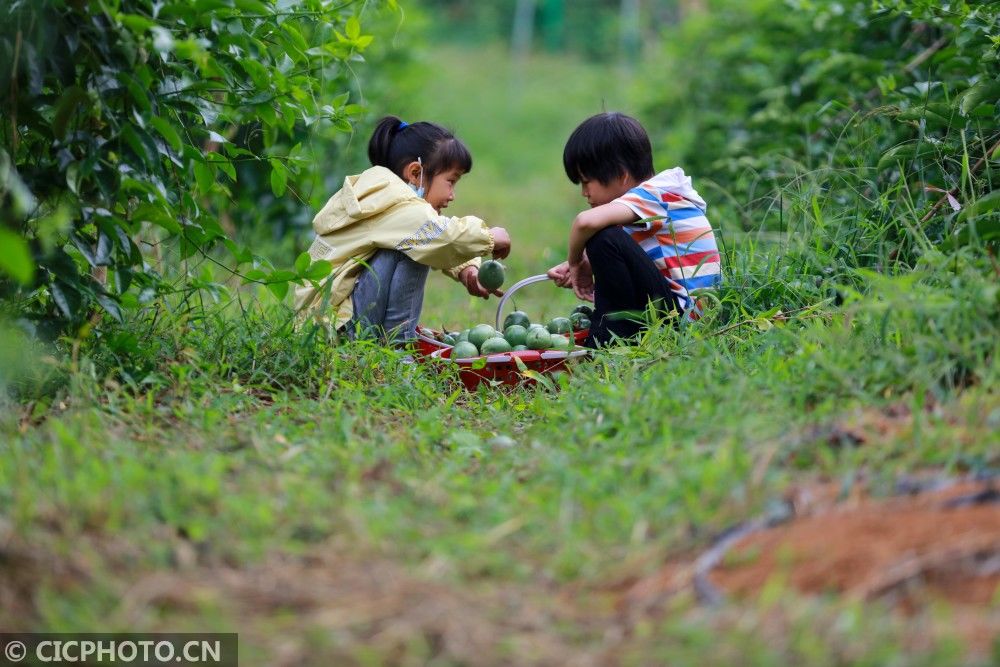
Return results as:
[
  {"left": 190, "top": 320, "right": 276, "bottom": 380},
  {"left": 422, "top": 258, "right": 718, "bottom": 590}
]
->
[
  {"left": 441, "top": 256, "right": 482, "bottom": 281},
  {"left": 369, "top": 202, "right": 495, "bottom": 271}
]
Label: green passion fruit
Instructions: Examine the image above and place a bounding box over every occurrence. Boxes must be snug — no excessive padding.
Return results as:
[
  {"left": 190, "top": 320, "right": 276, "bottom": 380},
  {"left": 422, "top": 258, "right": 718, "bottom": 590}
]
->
[
  {"left": 478, "top": 260, "right": 505, "bottom": 290},
  {"left": 468, "top": 324, "right": 498, "bottom": 348},
  {"left": 546, "top": 317, "right": 572, "bottom": 334},
  {"left": 549, "top": 334, "right": 571, "bottom": 350},
  {"left": 526, "top": 327, "right": 553, "bottom": 350},
  {"left": 503, "top": 324, "right": 528, "bottom": 346},
  {"left": 451, "top": 341, "right": 480, "bottom": 359},
  {"left": 480, "top": 337, "right": 512, "bottom": 354},
  {"left": 503, "top": 310, "right": 531, "bottom": 329},
  {"left": 569, "top": 312, "right": 591, "bottom": 331}
]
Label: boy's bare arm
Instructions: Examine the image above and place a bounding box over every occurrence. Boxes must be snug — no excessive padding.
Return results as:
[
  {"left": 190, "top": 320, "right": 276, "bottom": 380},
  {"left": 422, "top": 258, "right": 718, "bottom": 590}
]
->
[{"left": 566, "top": 202, "right": 638, "bottom": 266}]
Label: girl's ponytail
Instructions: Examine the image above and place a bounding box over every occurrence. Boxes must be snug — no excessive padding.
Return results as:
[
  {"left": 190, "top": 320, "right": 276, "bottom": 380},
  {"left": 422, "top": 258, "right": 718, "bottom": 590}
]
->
[
  {"left": 367, "top": 115, "right": 407, "bottom": 169},
  {"left": 366, "top": 115, "right": 472, "bottom": 182}
]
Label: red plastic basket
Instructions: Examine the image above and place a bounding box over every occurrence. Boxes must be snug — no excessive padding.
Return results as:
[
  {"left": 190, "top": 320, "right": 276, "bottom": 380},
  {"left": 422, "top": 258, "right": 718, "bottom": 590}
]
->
[
  {"left": 429, "top": 346, "right": 590, "bottom": 391},
  {"left": 415, "top": 274, "right": 590, "bottom": 356},
  {"left": 414, "top": 325, "right": 452, "bottom": 357},
  {"left": 416, "top": 274, "right": 593, "bottom": 389}
]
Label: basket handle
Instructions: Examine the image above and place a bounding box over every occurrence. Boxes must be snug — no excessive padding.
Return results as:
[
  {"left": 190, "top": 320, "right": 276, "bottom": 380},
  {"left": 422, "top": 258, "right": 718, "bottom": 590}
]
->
[{"left": 494, "top": 273, "right": 552, "bottom": 330}]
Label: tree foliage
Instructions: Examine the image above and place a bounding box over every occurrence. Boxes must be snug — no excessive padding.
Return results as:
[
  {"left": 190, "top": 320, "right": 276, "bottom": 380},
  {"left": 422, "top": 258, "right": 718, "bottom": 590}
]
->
[
  {"left": 0, "top": 0, "right": 387, "bottom": 338},
  {"left": 643, "top": 0, "right": 999, "bottom": 259}
]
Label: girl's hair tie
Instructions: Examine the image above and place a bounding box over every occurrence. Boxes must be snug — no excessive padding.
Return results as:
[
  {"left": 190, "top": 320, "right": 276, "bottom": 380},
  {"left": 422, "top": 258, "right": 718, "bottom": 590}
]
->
[{"left": 397, "top": 120, "right": 409, "bottom": 130}]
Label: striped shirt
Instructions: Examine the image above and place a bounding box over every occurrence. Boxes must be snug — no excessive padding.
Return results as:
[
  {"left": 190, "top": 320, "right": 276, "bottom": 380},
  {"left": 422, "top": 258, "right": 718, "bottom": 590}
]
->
[{"left": 614, "top": 168, "right": 722, "bottom": 317}]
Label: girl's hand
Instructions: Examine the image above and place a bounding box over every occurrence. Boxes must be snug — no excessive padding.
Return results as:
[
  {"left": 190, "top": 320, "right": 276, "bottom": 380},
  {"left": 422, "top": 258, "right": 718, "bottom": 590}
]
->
[
  {"left": 458, "top": 265, "right": 501, "bottom": 299},
  {"left": 489, "top": 227, "right": 511, "bottom": 259},
  {"left": 547, "top": 261, "right": 571, "bottom": 287}
]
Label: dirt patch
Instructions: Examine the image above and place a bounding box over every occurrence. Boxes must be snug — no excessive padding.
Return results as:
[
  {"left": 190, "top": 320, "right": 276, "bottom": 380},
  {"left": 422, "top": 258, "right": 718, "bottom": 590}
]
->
[
  {"left": 710, "top": 481, "right": 999, "bottom": 599},
  {"left": 627, "top": 476, "right": 1000, "bottom": 656}
]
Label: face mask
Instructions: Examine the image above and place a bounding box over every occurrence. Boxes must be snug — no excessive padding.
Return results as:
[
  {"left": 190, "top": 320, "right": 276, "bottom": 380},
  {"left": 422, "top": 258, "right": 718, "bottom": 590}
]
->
[{"left": 409, "top": 157, "right": 425, "bottom": 198}]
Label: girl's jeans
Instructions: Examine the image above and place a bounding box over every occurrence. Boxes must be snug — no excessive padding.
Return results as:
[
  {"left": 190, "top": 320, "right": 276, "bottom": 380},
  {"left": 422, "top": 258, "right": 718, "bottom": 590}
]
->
[
  {"left": 346, "top": 249, "right": 429, "bottom": 344},
  {"left": 584, "top": 226, "right": 680, "bottom": 348}
]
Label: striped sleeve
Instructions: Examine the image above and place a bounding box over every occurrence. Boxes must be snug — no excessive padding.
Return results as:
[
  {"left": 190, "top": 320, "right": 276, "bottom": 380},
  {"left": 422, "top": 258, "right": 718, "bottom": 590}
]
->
[{"left": 612, "top": 169, "right": 723, "bottom": 316}]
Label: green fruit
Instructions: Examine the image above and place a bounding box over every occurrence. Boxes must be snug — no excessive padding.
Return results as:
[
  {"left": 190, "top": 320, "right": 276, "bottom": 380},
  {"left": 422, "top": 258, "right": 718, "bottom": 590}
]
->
[
  {"left": 503, "top": 324, "right": 528, "bottom": 346},
  {"left": 480, "top": 337, "right": 512, "bottom": 354},
  {"left": 451, "top": 341, "right": 480, "bottom": 359},
  {"left": 442, "top": 332, "right": 458, "bottom": 345},
  {"left": 457, "top": 329, "right": 470, "bottom": 343},
  {"left": 549, "top": 334, "right": 571, "bottom": 350},
  {"left": 512, "top": 345, "right": 528, "bottom": 351},
  {"left": 503, "top": 310, "right": 531, "bottom": 329},
  {"left": 478, "top": 260, "right": 505, "bottom": 290},
  {"left": 468, "top": 323, "right": 497, "bottom": 348},
  {"left": 546, "top": 317, "right": 572, "bottom": 334},
  {"left": 526, "top": 327, "right": 553, "bottom": 350},
  {"left": 569, "top": 312, "right": 591, "bottom": 331},
  {"left": 572, "top": 304, "right": 594, "bottom": 318}
]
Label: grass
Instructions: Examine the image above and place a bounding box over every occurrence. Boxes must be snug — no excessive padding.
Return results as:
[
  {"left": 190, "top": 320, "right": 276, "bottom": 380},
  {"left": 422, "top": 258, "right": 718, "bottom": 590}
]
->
[{"left": 2, "top": 39, "right": 999, "bottom": 667}]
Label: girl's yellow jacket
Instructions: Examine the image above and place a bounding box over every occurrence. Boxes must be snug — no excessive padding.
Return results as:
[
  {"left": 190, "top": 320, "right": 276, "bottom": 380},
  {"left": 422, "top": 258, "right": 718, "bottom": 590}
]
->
[{"left": 294, "top": 166, "right": 495, "bottom": 328}]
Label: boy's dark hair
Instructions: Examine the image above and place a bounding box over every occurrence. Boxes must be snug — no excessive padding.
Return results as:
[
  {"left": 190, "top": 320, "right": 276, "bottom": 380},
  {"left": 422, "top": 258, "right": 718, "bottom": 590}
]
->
[
  {"left": 562, "top": 112, "right": 654, "bottom": 185},
  {"left": 368, "top": 115, "right": 472, "bottom": 180}
]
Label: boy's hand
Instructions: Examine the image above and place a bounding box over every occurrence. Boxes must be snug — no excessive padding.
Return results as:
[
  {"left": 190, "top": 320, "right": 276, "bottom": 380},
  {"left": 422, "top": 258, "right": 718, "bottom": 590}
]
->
[
  {"left": 458, "top": 265, "right": 502, "bottom": 299},
  {"left": 567, "top": 260, "right": 595, "bottom": 302},
  {"left": 489, "top": 227, "right": 511, "bottom": 259}
]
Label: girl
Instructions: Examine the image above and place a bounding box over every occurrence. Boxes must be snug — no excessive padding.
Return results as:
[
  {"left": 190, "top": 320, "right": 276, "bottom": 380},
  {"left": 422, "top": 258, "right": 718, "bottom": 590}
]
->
[{"left": 295, "top": 115, "right": 512, "bottom": 343}]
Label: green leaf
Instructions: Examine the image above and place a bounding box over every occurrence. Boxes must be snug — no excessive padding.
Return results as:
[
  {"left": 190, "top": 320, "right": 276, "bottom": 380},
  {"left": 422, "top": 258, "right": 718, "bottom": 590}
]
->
[
  {"left": 877, "top": 142, "right": 937, "bottom": 170},
  {"left": 120, "top": 73, "right": 152, "bottom": 113},
  {"left": 233, "top": 0, "right": 271, "bottom": 13},
  {"left": 149, "top": 116, "right": 183, "bottom": 152},
  {"left": 269, "top": 159, "right": 287, "bottom": 196},
  {"left": 0, "top": 228, "right": 35, "bottom": 284},
  {"left": 520, "top": 369, "right": 555, "bottom": 391},
  {"left": 118, "top": 13, "right": 156, "bottom": 33},
  {"left": 95, "top": 293, "right": 123, "bottom": 323},
  {"left": 223, "top": 239, "right": 253, "bottom": 264},
  {"left": 49, "top": 282, "right": 78, "bottom": 319},
  {"left": 134, "top": 203, "right": 181, "bottom": 234},
  {"left": 53, "top": 86, "right": 91, "bottom": 140},
  {"left": 119, "top": 125, "right": 158, "bottom": 167},
  {"left": 959, "top": 190, "right": 1000, "bottom": 221},
  {"left": 239, "top": 58, "right": 269, "bottom": 89},
  {"left": 294, "top": 251, "right": 311, "bottom": 276},
  {"left": 280, "top": 22, "right": 309, "bottom": 57},
  {"left": 266, "top": 281, "right": 289, "bottom": 301},
  {"left": 266, "top": 269, "right": 297, "bottom": 283},
  {"left": 194, "top": 161, "right": 215, "bottom": 194},
  {"left": 345, "top": 16, "right": 361, "bottom": 40},
  {"left": 304, "top": 260, "right": 332, "bottom": 280},
  {"left": 243, "top": 268, "right": 267, "bottom": 283},
  {"left": 958, "top": 79, "right": 1000, "bottom": 116},
  {"left": 94, "top": 231, "right": 113, "bottom": 266}
]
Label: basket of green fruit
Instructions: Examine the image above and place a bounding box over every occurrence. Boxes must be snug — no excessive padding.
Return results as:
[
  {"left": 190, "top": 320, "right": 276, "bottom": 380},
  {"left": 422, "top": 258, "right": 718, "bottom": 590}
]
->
[{"left": 422, "top": 274, "right": 593, "bottom": 390}]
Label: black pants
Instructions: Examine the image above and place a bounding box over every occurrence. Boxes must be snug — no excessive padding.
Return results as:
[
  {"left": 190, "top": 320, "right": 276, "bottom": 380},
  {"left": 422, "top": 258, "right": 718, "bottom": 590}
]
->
[{"left": 584, "top": 226, "right": 679, "bottom": 348}]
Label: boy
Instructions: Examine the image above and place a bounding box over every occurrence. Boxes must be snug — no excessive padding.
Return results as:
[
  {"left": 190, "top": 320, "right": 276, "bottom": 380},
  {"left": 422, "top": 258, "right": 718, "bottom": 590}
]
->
[{"left": 547, "top": 112, "right": 722, "bottom": 347}]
